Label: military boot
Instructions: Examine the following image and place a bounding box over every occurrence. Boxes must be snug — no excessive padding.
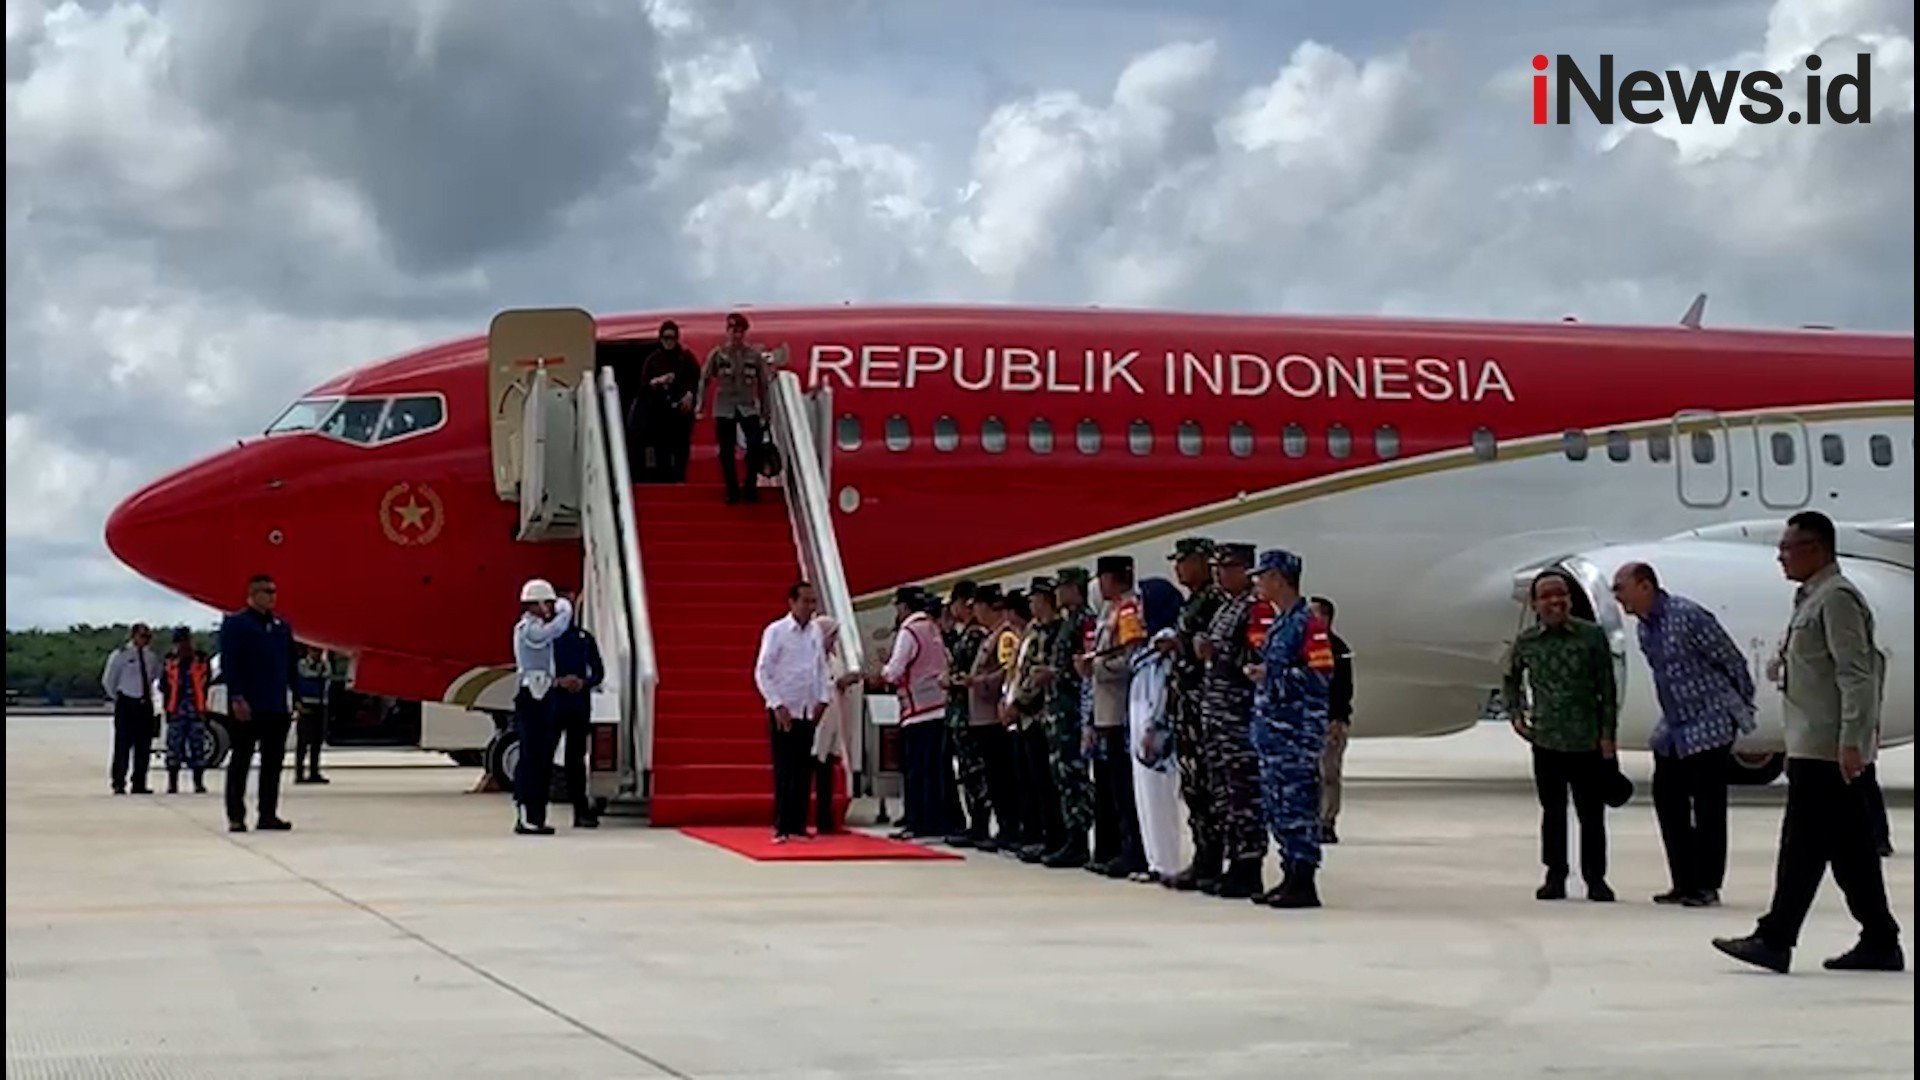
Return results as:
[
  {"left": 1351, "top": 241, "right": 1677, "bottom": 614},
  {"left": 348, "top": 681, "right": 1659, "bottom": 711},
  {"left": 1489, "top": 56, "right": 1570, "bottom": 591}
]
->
[
  {"left": 1171, "top": 843, "right": 1221, "bottom": 892},
  {"left": 1253, "top": 864, "right": 1293, "bottom": 906},
  {"left": 1215, "top": 857, "right": 1264, "bottom": 900},
  {"left": 166, "top": 769, "right": 180, "bottom": 795},
  {"left": 1269, "top": 865, "right": 1321, "bottom": 909},
  {"left": 1042, "top": 837, "right": 1089, "bottom": 869}
]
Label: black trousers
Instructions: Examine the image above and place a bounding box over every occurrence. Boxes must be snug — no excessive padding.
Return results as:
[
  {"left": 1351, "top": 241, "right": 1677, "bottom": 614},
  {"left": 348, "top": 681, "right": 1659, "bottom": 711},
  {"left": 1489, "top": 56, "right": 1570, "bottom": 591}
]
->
[
  {"left": 295, "top": 701, "right": 326, "bottom": 778},
  {"left": 901, "top": 720, "right": 950, "bottom": 838},
  {"left": 716, "top": 415, "right": 765, "bottom": 500},
  {"left": 769, "top": 712, "right": 819, "bottom": 837},
  {"left": 227, "top": 712, "right": 291, "bottom": 826},
  {"left": 1652, "top": 743, "right": 1732, "bottom": 894},
  {"left": 557, "top": 694, "right": 593, "bottom": 819},
  {"left": 513, "top": 691, "right": 559, "bottom": 826},
  {"left": 1533, "top": 747, "right": 1608, "bottom": 884},
  {"left": 811, "top": 755, "right": 838, "bottom": 834},
  {"left": 976, "top": 724, "right": 1022, "bottom": 842},
  {"left": 1755, "top": 759, "right": 1902, "bottom": 951},
  {"left": 1094, "top": 726, "right": 1146, "bottom": 870},
  {"left": 1016, "top": 723, "right": 1061, "bottom": 848},
  {"left": 111, "top": 694, "right": 155, "bottom": 791},
  {"left": 1861, "top": 763, "right": 1892, "bottom": 853}
]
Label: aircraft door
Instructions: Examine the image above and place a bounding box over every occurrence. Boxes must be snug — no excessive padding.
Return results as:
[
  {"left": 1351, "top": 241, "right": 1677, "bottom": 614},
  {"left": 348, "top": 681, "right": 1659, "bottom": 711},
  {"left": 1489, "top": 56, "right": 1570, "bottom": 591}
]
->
[
  {"left": 488, "top": 308, "right": 597, "bottom": 501},
  {"left": 1751, "top": 414, "right": 1811, "bottom": 510},
  {"left": 517, "top": 366, "right": 582, "bottom": 540},
  {"left": 1673, "top": 410, "right": 1732, "bottom": 509}
]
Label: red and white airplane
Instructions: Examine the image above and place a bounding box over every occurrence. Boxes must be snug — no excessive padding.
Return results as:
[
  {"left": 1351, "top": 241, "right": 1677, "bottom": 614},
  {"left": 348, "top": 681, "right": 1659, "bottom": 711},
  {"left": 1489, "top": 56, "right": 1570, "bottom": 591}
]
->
[{"left": 106, "top": 303, "right": 1914, "bottom": 821}]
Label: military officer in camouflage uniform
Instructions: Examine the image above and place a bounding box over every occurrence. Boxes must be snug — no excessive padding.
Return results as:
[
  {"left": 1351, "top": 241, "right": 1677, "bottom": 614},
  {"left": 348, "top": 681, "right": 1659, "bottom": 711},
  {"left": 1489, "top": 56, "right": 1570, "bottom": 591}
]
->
[
  {"left": 1009, "top": 576, "right": 1064, "bottom": 861},
  {"left": 1196, "top": 542, "right": 1266, "bottom": 898},
  {"left": 1164, "top": 537, "right": 1226, "bottom": 891},
  {"left": 1247, "top": 549, "right": 1334, "bottom": 909},
  {"left": 1039, "top": 566, "right": 1097, "bottom": 868},
  {"left": 943, "top": 582, "right": 994, "bottom": 848}
]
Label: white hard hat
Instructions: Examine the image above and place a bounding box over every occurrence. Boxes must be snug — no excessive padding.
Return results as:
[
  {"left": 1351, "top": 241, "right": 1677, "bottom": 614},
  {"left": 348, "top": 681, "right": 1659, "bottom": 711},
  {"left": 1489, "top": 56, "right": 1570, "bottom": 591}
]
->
[{"left": 519, "top": 578, "right": 557, "bottom": 603}]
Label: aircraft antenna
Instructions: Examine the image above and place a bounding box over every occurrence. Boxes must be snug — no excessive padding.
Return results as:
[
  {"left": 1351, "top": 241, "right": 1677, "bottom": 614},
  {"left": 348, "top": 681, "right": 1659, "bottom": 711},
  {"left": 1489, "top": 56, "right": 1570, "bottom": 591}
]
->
[{"left": 1680, "top": 293, "right": 1707, "bottom": 329}]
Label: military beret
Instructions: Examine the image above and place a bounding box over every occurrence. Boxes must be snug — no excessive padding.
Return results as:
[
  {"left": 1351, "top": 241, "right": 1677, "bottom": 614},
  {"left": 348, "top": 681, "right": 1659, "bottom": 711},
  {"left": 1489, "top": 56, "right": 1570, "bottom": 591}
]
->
[
  {"left": 1167, "top": 537, "right": 1216, "bottom": 561},
  {"left": 974, "top": 583, "right": 1005, "bottom": 606},
  {"left": 1211, "top": 543, "right": 1256, "bottom": 567},
  {"left": 1096, "top": 555, "right": 1134, "bottom": 576},
  {"left": 1054, "top": 566, "right": 1091, "bottom": 587},
  {"left": 1252, "top": 549, "right": 1303, "bottom": 580},
  {"left": 1027, "top": 575, "right": 1057, "bottom": 594}
]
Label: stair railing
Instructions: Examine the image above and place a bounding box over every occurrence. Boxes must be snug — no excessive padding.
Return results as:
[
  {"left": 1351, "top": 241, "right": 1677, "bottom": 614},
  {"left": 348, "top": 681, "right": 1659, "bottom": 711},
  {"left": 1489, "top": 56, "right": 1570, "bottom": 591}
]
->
[{"left": 590, "top": 367, "right": 660, "bottom": 785}]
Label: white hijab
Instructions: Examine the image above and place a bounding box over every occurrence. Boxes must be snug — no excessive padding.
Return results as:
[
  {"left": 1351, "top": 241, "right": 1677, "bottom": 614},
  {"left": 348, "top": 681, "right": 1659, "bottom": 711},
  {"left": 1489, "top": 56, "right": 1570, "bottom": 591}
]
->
[{"left": 811, "top": 617, "right": 856, "bottom": 772}]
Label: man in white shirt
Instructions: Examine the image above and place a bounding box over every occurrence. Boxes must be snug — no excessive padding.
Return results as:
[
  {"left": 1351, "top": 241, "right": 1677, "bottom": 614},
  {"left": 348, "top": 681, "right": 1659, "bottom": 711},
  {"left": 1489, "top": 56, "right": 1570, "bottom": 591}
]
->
[
  {"left": 755, "top": 581, "right": 832, "bottom": 842},
  {"left": 102, "top": 623, "right": 162, "bottom": 794}
]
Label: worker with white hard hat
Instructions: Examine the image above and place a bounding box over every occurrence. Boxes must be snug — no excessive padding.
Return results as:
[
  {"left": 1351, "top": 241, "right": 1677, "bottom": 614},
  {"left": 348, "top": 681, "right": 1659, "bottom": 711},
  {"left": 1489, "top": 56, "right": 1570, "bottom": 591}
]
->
[{"left": 510, "top": 577, "right": 572, "bottom": 835}]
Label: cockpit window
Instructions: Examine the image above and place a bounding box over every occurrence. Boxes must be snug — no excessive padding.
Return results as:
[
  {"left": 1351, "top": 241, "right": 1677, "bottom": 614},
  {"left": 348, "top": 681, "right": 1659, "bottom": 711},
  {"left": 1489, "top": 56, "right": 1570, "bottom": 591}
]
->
[
  {"left": 319, "top": 400, "right": 387, "bottom": 444},
  {"left": 378, "top": 396, "right": 444, "bottom": 442},
  {"left": 265, "top": 398, "right": 340, "bottom": 435}
]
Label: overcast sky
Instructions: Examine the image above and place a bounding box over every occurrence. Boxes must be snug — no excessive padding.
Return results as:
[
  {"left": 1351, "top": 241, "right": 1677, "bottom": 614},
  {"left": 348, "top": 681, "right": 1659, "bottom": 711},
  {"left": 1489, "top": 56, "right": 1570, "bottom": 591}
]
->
[{"left": 5, "top": 0, "right": 1914, "bottom": 630}]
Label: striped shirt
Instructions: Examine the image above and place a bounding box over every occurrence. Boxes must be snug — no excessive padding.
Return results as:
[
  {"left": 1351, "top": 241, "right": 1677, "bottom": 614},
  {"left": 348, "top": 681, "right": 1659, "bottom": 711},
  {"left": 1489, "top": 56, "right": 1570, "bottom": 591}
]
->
[{"left": 1636, "top": 592, "right": 1756, "bottom": 758}]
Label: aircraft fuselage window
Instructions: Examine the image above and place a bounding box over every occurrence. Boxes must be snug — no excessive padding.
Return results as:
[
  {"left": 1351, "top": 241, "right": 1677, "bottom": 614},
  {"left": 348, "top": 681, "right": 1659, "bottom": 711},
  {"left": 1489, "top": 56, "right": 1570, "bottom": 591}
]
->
[
  {"left": 1690, "top": 431, "right": 1716, "bottom": 465},
  {"left": 266, "top": 397, "right": 340, "bottom": 435},
  {"left": 1283, "top": 423, "right": 1308, "bottom": 459},
  {"left": 1228, "top": 422, "right": 1254, "bottom": 458},
  {"left": 1869, "top": 434, "right": 1894, "bottom": 467},
  {"left": 1028, "top": 417, "right": 1054, "bottom": 455},
  {"left": 1327, "top": 424, "right": 1352, "bottom": 460},
  {"left": 1820, "top": 433, "right": 1845, "bottom": 466},
  {"left": 1128, "top": 419, "right": 1153, "bottom": 456},
  {"left": 1178, "top": 420, "right": 1203, "bottom": 457},
  {"left": 1646, "top": 429, "right": 1672, "bottom": 463},
  {"left": 1769, "top": 432, "right": 1797, "bottom": 467},
  {"left": 1606, "top": 430, "right": 1630, "bottom": 462},
  {"left": 1471, "top": 426, "right": 1497, "bottom": 461},
  {"left": 933, "top": 416, "right": 960, "bottom": 452},
  {"left": 378, "top": 396, "right": 444, "bottom": 442},
  {"left": 1075, "top": 418, "right": 1101, "bottom": 455},
  {"left": 836, "top": 414, "right": 862, "bottom": 451},
  {"left": 981, "top": 416, "right": 1007, "bottom": 454},
  {"left": 1562, "top": 430, "right": 1588, "bottom": 462},
  {"left": 885, "top": 414, "right": 911, "bottom": 452},
  {"left": 321, "top": 399, "right": 387, "bottom": 444},
  {"left": 1374, "top": 425, "right": 1400, "bottom": 460}
]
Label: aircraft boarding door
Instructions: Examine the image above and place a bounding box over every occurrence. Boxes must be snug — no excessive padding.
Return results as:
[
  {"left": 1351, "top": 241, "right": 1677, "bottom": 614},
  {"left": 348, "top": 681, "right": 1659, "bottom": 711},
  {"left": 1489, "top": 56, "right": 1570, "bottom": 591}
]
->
[
  {"left": 517, "top": 366, "right": 582, "bottom": 540},
  {"left": 1751, "top": 414, "right": 1811, "bottom": 510},
  {"left": 487, "top": 308, "right": 597, "bottom": 505},
  {"left": 1673, "top": 410, "right": 1732, "bottom": 509}
]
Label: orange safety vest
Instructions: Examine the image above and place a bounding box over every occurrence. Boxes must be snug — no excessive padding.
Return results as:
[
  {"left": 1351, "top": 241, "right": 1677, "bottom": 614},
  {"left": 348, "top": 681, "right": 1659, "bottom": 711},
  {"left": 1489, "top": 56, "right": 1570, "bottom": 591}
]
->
[{"left": 164, "top": 655, "right": 209, "bottom": 715}]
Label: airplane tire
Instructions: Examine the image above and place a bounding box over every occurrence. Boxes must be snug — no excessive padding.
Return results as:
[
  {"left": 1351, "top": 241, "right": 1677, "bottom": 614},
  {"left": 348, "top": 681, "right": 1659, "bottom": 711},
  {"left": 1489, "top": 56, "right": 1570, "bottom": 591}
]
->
[
  {"left": 203, "top": 717, "right": 232, "bottom": 770},
  {"left": 446, "top": 749, "right": 485, "bottom": 768},
  {"left": 486, "top": 730, "right": 519, "bottom": 791},
  {"left": 1728, "top": 750, "right": 1785, "bottom": 786}
]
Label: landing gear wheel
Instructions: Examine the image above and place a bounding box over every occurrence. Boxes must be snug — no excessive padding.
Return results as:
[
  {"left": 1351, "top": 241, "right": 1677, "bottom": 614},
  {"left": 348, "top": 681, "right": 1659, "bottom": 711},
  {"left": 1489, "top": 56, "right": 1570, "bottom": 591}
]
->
[
  {"left": 486, "top": 730, "right": 520, "bottom": 792},
  {"left": 204, "top": 717, "right": 232, "bottom": 770},
  {"left": 1728, "top": 750, "right": 1785, "bottom": 786}
]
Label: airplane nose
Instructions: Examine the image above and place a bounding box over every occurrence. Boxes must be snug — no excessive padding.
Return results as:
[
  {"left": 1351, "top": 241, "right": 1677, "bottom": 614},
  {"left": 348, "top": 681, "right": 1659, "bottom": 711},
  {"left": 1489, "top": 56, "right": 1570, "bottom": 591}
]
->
[{"left": 105, "top": 451, "right": 242, "bottom": 602}]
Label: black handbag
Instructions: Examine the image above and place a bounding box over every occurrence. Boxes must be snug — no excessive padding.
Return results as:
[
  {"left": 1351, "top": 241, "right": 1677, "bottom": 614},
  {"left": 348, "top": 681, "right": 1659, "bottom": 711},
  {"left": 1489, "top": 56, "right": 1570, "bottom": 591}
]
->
[{"left": 756, "top": 443, "right": 784, "bottom": 479}]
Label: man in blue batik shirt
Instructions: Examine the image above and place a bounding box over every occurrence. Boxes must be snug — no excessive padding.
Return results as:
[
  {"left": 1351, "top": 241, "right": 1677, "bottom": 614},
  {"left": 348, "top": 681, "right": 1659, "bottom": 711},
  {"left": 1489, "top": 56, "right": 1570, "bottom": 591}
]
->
[{"left": 1613, "top": 562, "right": 1756, "bottom": 908}]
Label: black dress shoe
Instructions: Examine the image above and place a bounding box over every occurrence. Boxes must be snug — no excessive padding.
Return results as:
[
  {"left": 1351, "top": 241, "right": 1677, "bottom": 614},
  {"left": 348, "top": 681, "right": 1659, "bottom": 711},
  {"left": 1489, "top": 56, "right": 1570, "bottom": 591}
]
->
[
  {"left": 1713, "top": 934, "right": 1790, "bottom": 973},
  {"left": 1653, "top": 889, "right": 1689, "bottom": 905},
  {"left": 1042, "top": 843, "right": 1088, "bottom": 869},
  {"left": 309, "top": 775, "right": 330, "bottom": 785},
  {"left": 1017, "top": 844, "right": 1047, "bottom": 863},
  {"left": 1876, "top": 839, "right": 1895, "bottom": 858},
  {"left": 515, "top": 821, "right": 556, "bottom": 836},
  {"left": 1587, "top": 881, "right": 1616, "bottom": 903},
  {"left": 1681, "top": 889, "right": 1721, "bottom": 908},
  {"left": 943, "top": 833, "right": 976, "bottom": 849},
  {"left": 257, "top": 818, "right": 292, "bottom": 831},
  {"left": 573, "top": 814, "right": 600, "bottom": 829},
  {"left": 1823, "top": 941, "right": 1905, "bottom": 972},
  {"left": 130, "top": 786, "right": 153, "bottom": 795},
  {"left": 228, "top": 821, "right": 248, "bottom": 833},
  {"left": 1536, "top": 877, "right": 1567, "bottom": 901},
  {"left": 1320, "top": 823, "right": 1339, "bottom": 844}
]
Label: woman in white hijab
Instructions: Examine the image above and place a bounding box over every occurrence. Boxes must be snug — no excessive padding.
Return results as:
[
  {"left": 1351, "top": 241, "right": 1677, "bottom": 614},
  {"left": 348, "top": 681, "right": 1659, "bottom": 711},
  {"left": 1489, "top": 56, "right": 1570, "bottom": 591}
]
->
[
  {"left": 1128, "top": 578, "right": 1186, "bottom": 884},
  {"left": 810, "top": 616, "right": 863, "bottom": 834}
]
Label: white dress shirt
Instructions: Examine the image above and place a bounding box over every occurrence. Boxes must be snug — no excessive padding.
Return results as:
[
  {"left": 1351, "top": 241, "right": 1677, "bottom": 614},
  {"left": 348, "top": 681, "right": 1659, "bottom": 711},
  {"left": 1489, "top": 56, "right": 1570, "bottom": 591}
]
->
[
  {"left": 102, "top": 643, "right": 161, "bottom": 701},
  {"left": 754, "top": 613, "right": 831, "bottom": 716}
]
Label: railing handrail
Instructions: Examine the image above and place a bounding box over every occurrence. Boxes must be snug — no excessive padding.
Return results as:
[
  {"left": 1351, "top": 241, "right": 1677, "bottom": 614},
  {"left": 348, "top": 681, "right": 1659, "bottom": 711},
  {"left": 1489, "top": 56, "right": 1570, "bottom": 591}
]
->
[
  {"left": 768, "top": 368, "right": 865, "bottom": 679},
  {"left": 595, "top": 368, "right": 659, "bottom": 777}
]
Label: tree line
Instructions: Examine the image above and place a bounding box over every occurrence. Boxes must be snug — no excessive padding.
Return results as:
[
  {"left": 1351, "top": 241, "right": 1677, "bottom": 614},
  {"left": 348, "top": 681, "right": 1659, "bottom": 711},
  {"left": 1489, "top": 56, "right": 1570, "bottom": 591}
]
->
[{"left": 6, "top": 625, "right": 218, "bottom": 704}]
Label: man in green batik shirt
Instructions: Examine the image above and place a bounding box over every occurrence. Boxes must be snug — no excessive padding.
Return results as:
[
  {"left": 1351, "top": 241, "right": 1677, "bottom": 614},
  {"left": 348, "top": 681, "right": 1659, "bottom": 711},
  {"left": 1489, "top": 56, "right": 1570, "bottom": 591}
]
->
[{"left": 1503, "top": 569, "right": 1619, "bottom": 903}]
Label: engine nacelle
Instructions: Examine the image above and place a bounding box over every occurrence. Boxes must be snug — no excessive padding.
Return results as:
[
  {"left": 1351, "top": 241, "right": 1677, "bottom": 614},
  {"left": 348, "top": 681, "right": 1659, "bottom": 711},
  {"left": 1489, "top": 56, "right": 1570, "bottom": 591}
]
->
[{"left": 1521, "top": 539, "right": 1913, "bottom": 755}]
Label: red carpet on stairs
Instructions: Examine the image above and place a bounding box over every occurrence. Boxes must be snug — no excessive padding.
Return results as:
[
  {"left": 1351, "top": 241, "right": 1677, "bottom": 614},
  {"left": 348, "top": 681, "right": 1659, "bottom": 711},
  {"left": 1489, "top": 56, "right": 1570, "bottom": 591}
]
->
[
  {"left": 635, "top": 455, "right": 851, "bottom": 827},
  {"left": 680, "top": 826, "right": 961, "bottom": 862}
]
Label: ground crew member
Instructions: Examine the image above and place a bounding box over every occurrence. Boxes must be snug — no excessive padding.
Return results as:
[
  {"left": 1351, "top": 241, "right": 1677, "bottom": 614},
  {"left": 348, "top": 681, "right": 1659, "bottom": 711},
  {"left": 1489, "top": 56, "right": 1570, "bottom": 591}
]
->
[
  {"left": 554, "top": 595, "right": 605, "bottom": 829},
  {"left": 220, "top": 574, "right": 298, "bottom": 833},
  {"left": 943, "top": 582, "right": 993, "bottom": 848},
  {"left": 1311, "top": 597, "right": 1354, "bottom": 845},
  {"left": 1039, "top": 566, "right": 1097, "bottom": 868},
  {"left": 1008, "top": 577, "right": 1063, "bottom": 861},
  {"left": 1165, "top": 537, "right": 1225, "bottom": 890},
  {"left": 877, "top": 586, "right": 949, "bottom": 840},
  {"left": 1196, "top": 543, "right": 1265, "bottom": 898},
  {"left": 1247, "top": 550, "right": 1334, "bottom": 908},
  {"left": 1503, "top": 570, "right": 1618, "bottom": 902},
  {"left": 511, "top": 578, "right": 572, "bottom": 836},
  {"left": 293, "top": 646, "right": 329, "bottom": 785},
  {"left": 158, "top": 628, "right": 211, "bottom": 795},
  {"left": 1085, "top": 555, "right": 1148, "bottom": 878},
  {"left": 693, "top": 311, "right": 770, "bottom": 504},
  {"left": 101, "top": 622, "right": 160, "bottom": 795}
]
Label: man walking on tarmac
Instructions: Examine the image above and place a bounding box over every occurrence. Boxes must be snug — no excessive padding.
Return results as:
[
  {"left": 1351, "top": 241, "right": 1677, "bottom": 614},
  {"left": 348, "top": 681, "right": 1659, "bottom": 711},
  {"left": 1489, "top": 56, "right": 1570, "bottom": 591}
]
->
[{"left": 511, "top": 578, "right": 573, "bottom": 836}]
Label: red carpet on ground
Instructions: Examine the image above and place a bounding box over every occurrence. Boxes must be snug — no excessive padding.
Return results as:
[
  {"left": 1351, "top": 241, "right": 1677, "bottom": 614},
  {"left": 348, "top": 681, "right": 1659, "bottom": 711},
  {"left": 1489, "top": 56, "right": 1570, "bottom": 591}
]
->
[{"left": 679, "top": 826, "right": 962, "bottom": 862}]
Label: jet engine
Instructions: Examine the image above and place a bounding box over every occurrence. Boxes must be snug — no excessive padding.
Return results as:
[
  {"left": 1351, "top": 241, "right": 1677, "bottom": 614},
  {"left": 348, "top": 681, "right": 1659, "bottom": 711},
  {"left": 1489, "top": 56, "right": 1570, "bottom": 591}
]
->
[{"left": 1512, "top": 521, "right": 1913, "bottom": 784}]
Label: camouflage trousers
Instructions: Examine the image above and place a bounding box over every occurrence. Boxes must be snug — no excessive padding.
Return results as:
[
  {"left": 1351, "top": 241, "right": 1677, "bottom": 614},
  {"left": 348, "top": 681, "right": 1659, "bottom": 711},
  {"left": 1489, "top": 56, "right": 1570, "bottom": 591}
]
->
[
  {"left": 1205, "top": 698, "right": 1266, "bottom": 863},
  {"left": 1253, "top": 711, "right": 1326, "bottom": 869},
  {"left": 165, "top": 716, "right": 210, "bottom": 771},
  {"left": 1172, "top": 691, "right": 1218, "bottom": 854},
  {"left": 1047, "top": 712, "right": 1094, "bottom": 836},
  {"left": 950, "top": 718, "right": 993, "bottom": 836}
]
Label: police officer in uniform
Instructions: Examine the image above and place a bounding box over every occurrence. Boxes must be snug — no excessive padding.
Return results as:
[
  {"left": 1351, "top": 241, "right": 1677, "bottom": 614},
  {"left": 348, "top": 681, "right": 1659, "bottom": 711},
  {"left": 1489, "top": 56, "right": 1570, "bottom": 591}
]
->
[
  {"left": 1085, "top": 555, "right": 1149, "bottom": 878},
  {"left": 1196, "top": 543, "right": 1265, "bottom": 898},
  {"left": 1039, "top": 566, "right": 1097, "bottom": 868},
  {"left": 943, "top": 582, "right": 994, "bottom": 848},
  {"left": 1247, "top": 549, "right": 1334, "bottom": 908},
  {"left": 1164, "top": 537, "right": 1225, "bottom": 890}
]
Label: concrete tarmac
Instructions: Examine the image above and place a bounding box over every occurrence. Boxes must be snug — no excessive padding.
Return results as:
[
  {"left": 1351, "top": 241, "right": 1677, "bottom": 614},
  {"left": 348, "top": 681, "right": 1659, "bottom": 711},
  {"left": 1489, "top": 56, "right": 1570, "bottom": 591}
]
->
[{"left": 6, "top": 716, "right": 1912, "bottom": 1079}]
